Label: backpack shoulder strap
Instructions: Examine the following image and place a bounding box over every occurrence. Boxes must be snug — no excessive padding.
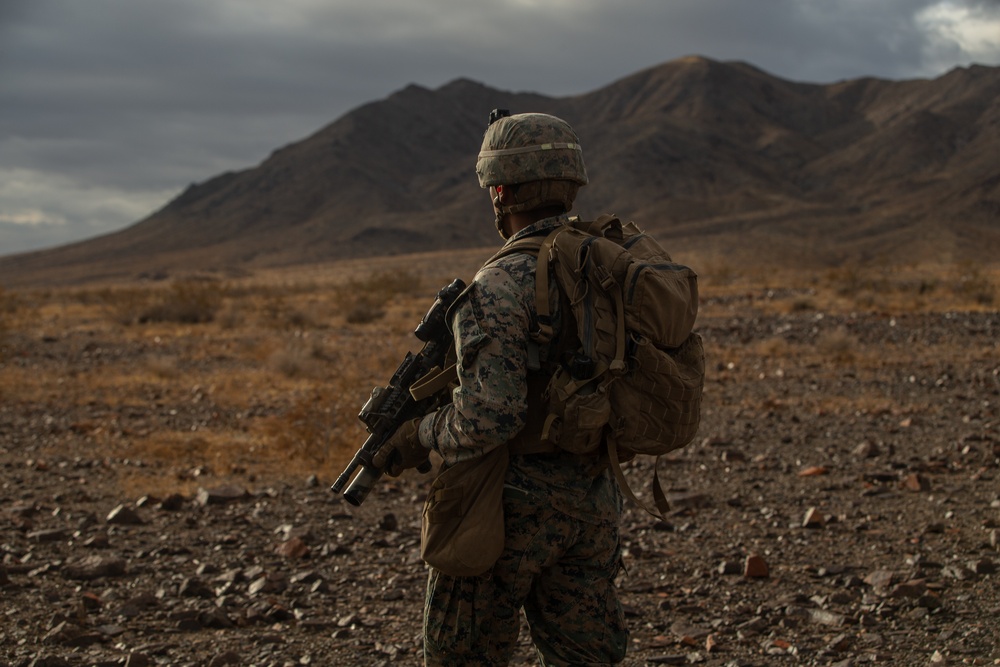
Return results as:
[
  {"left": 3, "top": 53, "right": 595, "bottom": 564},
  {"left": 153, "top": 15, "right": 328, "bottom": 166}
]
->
[{"left": 487, "top": 227, "right": 566, "bottom": 345}]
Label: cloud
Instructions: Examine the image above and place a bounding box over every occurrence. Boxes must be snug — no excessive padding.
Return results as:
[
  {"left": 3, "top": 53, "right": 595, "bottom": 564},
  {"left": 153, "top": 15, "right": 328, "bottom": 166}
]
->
[
  {"left": 917, "top": 1, "right": 1000, "bottom": 72},
  {"left": 0, "top": 168, "right": 179, "bottom": 256},
  {"left": 1, "top": 0, "right": 997, "bottom": 256}
]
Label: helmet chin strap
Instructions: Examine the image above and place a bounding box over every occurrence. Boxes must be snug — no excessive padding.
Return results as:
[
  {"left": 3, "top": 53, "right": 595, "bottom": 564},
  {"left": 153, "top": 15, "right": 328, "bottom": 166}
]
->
[
  {"left": 493, "top": 186, "right": 512, "bottom": 239},
  {"left": 494, "top": 211, "right": 510, "bottom": 240}
]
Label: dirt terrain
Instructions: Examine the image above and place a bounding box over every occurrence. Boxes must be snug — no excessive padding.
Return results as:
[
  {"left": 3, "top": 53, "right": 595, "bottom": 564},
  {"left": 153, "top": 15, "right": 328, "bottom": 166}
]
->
[{"left": 2, "top": 260, "right": 999, "bottom": 666}]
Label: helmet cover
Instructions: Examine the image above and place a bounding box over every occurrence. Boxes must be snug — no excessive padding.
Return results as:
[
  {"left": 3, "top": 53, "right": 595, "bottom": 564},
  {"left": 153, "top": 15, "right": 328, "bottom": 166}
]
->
[{"left": 476, "top": 113, "right": 588, "bottom": 188}]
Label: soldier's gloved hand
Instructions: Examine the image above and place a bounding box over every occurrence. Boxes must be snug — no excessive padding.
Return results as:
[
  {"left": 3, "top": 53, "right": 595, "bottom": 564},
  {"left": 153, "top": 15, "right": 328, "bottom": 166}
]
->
[{"left": 371, "top": 417, "right": 431, "bottom": 477}]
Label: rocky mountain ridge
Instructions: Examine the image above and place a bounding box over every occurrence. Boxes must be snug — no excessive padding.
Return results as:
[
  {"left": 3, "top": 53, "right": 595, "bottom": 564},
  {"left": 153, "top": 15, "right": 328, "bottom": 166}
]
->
[{"left": 1, "top": 57, "right": 997, "bottom": 287}]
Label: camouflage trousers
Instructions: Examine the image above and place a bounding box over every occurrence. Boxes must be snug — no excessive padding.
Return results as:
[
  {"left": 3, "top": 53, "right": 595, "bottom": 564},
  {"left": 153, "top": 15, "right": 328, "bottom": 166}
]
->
[{"left": 423, "top": 487, "right": 628, "bottom": 666}]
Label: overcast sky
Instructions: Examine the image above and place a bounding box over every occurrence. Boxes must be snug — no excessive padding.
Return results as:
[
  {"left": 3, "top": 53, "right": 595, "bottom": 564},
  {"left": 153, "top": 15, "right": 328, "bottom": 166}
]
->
[{"left": 2, "top": 0, "right": 998, "bottom": 257}]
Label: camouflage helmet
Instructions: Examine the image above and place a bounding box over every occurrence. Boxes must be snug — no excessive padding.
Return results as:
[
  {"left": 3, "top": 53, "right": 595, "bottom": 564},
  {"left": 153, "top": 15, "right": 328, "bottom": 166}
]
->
[{"left": 476, "top": 112, "right": 588, "bottom": 189}]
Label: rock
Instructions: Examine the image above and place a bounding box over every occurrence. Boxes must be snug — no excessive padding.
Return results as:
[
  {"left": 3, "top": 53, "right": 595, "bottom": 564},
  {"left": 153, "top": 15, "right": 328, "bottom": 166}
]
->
[
  {"left": 744, "top": 555, "right": 769, "bottom": 578},
  {"left": 199, "top": 608, "right": 235, "bottom": 629},
  {"left": 124, "top": 653, "right": 153, "bottom": 667},
  {"left": 665, "top": 492, "right": 712, "bottom": 510},
  {"left": 196, "top": 485, "right": 249, "bottom": 506},
  {"left": 208, "top": 651, "right": 241, "bottom": 666},
  {"left": 942, "top": 564, "right": 975, "bottom": 580},
  {"left": 853, "top": 441, "right": 880, "bottom": 458},
  {"left": 718, "top": 559, "right": 743, "bottom": 575},
  {"left": 798, "top": 465, "right": 829, "bottom": 477},
  {"left": 159, "top": 493, "right": 186, "bottom": 510},
  {"left": 275, "top": 536, "right": 310, "bottom": 559},
  {"left": 178, "top": 577, "right": 215, "bottom": 599},
  {"left": 27, "top": 655, "right": 74, "bottom": 667},
  {"left": 864, "top": 569, "right": 895, "bottom": 590},
  {"left": 890, "top": 579, "right": 926, "bottom": 599},
  {"left": 290, "top": 570, "right": 321, "bottom": 584},
  {"left": 82, "top": 534, "right": 110, "bottom": 549},
  {"left": 826, "top": 633, "right": 852, "bottom": 652},
  {"left": 248, "top": 576, "right": 269, "bottom": 596},
  {"left": 802, "top": 507, "right": 825, "bottom": 528},
  {"left": 28, "top": 529, "right": 69, "bottom": 543},
  {"left": 968, "top": 558, "right": 997, "bottom": 575},
  {"left": 64, "top": 555, "right": 127, "bottom": 580},
  {"left": 809, "top": 609, "right": 847, "bottom": 626},
  {"left": 901, "top": 473, "right": 931, "bottom": 492},
  {"left": 106, "top": 504, "right": 144, "bottom": 525},
  {"left": 43, "top": 620, "right": 102, "bottom": 647},
  {"left": 116, "top": 593, "right": 159, "bottom": 618},
  {"left": 720, "top": 449, "right": 747, "bottom": 462},
  {"left": 80, "top": 591, "right": 103, "bottom": 610}
]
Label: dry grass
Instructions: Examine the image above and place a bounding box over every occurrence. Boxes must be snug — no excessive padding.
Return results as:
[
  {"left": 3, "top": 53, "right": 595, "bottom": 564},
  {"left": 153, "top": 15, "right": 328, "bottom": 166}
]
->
[
  {"left": 2, "top": 257, "right": 997, "bottom": 496},
  {"left": 697, "top": 260, "right": 999, "bottom": 319}
]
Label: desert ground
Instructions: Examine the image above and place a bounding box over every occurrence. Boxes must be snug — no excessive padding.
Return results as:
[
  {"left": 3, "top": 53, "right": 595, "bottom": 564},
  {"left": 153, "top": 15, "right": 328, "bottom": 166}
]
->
[{"left": 2, "top": 250, "right": 999, "bottom": 666}]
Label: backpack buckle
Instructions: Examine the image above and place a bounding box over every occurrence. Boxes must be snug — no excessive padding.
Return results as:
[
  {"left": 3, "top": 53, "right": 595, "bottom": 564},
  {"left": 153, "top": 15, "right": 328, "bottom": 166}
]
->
[{"left": 593, "top": 265, "right": 616, "bottom": 291}]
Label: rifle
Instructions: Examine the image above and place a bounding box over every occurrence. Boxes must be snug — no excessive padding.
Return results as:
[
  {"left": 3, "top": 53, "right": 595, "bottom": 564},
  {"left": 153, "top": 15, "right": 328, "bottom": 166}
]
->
[{"left": 331, "top": 278, "right": 466, "bottom": 506}]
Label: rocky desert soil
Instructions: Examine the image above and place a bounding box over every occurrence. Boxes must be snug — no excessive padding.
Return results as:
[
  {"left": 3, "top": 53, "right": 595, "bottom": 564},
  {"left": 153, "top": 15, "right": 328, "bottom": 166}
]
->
[{"left": 2, "top": 276, "right": 999, "bottom": 666}]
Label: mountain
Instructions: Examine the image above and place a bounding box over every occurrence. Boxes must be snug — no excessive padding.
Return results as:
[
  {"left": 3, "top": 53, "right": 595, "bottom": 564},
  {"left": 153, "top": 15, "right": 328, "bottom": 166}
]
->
[{"left": 2, "top": 56, "right": 998, "bottom": 287}]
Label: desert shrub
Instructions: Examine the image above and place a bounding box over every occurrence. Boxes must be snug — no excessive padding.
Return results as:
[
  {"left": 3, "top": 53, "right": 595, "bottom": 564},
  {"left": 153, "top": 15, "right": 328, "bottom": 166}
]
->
[
  {"left": 141, "top": 280, "right": 223, "bottom": 324},
  {"left": 255, "top": 293, "right": 321, "bottom": 330},
  {"left": 916, "top": 279, "right": 939, "bottom": 296},
  {"left": 827, "top": 264, "right": 890, "bottom": 299},
  {"left": 145, "top": 354, "right": 181, "bottom": 379},
  {"left": 267, "top": 335, "right": 332, "bottom": 378},
  {"left": 789, "top": 296, "right": 817, "bottom": 312},
  {"left": 334, "top": 269, "right": 422, "bottom": 325},
  {"left": 816, "top": 326, "right": 857, "bottom": 364},
  {"left": 952, "top": 263, "right": 995, "bottom": 306},
  {"left": 99, "top": 287, "right": 152, "bottom": 326},
  {"left": 0, "top": 286, "right": 17, "bottom": 313},
  {"left": 269, "top": 343, "right": 311, "bottom": 378},
  {"left": 755, "top": 336, "right": 790, "bottom": 359},
  {"left": 216, "top": 302, "right": 245, "bottom": 330},
  {"left": 344, "top": 297, "right": 386, "bottom": 324},
  {"left": 285, "top": 308, "right": 315, "bottom": 329},
  {"left": 702, "top": 259, "right": 737, "bottom": 287},
  {"left": 0, "top": 286, "right": 14, "bottom": 323},
  {"left": 262, "top": 390, "right": 340, "bottom": 467},
  {"left": 101, "top": 280, "right": 224, "bottom": 325}
]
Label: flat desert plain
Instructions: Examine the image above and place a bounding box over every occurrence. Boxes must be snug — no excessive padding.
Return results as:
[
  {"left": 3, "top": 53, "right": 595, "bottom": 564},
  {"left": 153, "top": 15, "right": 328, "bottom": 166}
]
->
[{"left": 2, "top": 252, "right": 999, "bottom": 666}]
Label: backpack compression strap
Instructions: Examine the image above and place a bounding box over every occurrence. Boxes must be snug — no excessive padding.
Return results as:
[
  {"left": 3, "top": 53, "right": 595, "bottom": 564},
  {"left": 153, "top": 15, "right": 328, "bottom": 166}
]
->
[{"left": 608, "top": 445, "right": 672, "bottom": 520}]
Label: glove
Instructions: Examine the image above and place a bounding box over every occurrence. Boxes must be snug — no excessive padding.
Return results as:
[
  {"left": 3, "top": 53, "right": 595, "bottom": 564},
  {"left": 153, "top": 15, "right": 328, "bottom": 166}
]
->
[{"left": 371, "top": 417, "right": 431, "bottom": 477}]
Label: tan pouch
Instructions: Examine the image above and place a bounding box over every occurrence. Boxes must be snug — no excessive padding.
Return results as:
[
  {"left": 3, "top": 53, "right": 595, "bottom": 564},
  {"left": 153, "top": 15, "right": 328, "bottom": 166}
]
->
[{"left": 421, "top": 445, "right": 508, "bottom": 577}]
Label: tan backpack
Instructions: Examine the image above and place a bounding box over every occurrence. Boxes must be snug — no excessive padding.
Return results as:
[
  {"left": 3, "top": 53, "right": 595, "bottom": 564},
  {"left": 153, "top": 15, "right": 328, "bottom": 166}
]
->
[{"left": 494, "top": 214, "right": 705, "bottom": 518}]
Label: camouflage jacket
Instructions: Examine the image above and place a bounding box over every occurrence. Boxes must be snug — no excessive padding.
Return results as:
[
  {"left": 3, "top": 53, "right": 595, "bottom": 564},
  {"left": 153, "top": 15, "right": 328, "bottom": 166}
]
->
[{"left": 419, "top": 215, "right": 620, "bottom": 525}]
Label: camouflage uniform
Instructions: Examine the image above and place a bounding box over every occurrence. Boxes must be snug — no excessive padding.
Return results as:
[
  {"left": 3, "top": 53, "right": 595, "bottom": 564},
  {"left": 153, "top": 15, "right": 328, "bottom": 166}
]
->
[{"left": 418, "top": 215, "right": 629, "bottom": 666}]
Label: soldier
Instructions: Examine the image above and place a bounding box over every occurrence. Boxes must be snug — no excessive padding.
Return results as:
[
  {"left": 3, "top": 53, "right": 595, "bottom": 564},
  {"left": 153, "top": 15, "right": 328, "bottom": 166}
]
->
[{"left": 374, "top": 112, "right": 628, "bottom": 666}]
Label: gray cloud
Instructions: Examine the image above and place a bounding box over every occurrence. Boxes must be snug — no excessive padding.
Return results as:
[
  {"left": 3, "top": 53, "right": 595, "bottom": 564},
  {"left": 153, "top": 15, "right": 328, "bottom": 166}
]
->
[{"left": 1, "top": 0, "right": 997, "bottom": 257}]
